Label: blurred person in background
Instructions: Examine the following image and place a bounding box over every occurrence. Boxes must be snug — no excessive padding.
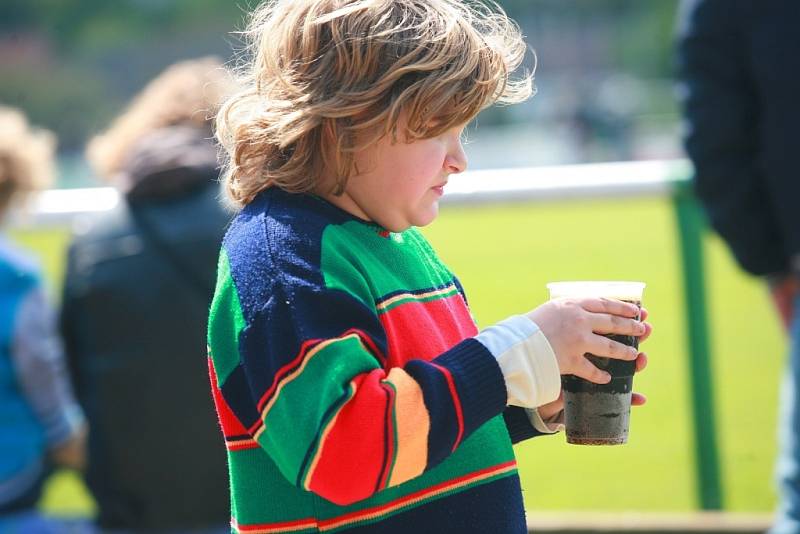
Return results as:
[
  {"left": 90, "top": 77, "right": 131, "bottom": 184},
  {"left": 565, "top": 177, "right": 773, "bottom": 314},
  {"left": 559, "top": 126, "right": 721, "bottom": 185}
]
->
[
  {"left": 0, "top": 106, "right": 87, "bottom": 533},
  {"left": 677, "top": 1, "right": 800, "bottom": 532},
  {"left": 60, "top": 57, "right": 235, "bottom": 533}
]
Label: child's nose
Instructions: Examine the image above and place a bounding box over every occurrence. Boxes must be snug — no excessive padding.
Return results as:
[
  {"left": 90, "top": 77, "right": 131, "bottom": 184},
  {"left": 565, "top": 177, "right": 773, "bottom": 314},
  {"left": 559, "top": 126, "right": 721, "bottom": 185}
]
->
[{"left": 445, "top": 141, "right": 467, "bottom": 174}]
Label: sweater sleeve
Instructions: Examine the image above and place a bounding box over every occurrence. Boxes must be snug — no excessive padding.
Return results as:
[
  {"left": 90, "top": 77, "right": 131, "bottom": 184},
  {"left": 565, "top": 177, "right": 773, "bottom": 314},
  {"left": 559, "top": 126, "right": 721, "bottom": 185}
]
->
[
  {"left": 500, "top": 406, "right": 564, "bottom": 443},
  {"left": 12, "top": 287, "right": 85, "bottom": 448},
  {"left": 208, "top": 250, "right": 508, "bottom": 506},
  {"left": 477, "top": 317, "right": 562, "bottom": 444},
  {"left": 452, "top": 279, "right": 562, "bottom": 444},
  {"left": 677, "top": 0, "right": 786, "bottom": 275}
]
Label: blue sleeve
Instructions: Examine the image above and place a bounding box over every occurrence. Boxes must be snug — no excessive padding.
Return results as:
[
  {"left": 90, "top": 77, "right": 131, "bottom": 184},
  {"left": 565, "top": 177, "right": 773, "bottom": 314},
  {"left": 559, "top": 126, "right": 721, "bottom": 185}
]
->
[{"left": 11, "top": 287, "right": 85, "bottom": 447}]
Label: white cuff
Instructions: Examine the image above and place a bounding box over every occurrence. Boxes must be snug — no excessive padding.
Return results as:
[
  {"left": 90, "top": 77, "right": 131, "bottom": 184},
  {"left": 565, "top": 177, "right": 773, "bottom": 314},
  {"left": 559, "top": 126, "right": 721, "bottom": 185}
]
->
[{"left": 474, "top": 315, "right": 561, "bottom": 408}]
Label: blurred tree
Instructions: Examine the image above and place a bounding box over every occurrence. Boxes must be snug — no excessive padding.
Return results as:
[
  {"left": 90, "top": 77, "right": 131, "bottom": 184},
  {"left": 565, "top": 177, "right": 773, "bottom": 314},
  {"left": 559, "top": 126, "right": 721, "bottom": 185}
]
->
[
  {"left": 0, "top": 62, "right": 115, "bottom": 152},
  {"left": 0, "top": 1, "right": 39, "bottom": 30},
  {"left": 0, "top": 0, "right": 679, "bottom": 161}
]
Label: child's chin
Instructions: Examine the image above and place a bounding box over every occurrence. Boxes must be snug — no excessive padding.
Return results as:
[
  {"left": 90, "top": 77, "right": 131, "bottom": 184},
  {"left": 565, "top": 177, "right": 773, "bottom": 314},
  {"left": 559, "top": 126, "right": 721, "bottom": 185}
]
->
[{"left": 413, "top": 206, "right": 439, "bottom": 228}]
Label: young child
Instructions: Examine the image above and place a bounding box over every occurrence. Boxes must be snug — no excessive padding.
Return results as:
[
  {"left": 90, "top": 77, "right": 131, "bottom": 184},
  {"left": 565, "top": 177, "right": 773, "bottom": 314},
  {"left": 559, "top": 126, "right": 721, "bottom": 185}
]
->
[
  {"left": 0, "top": 107, "right": 87, "bottom": 531},
  {"left": 208, "top": 1, "right": 652, "bottom": 532}
]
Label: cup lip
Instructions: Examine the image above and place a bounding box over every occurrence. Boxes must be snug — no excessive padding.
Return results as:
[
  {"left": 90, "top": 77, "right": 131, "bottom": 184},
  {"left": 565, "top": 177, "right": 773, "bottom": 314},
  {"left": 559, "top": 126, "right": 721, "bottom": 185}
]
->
[{"left": 546, "top": 280, "right": 646, "bottom": 300}]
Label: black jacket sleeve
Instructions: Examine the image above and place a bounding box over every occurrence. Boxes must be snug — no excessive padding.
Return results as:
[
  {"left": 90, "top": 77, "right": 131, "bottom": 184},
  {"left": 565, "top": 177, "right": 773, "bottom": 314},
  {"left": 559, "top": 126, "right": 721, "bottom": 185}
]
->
[{"left": 677, "top": 0, "right": 788, "bottom": 276}]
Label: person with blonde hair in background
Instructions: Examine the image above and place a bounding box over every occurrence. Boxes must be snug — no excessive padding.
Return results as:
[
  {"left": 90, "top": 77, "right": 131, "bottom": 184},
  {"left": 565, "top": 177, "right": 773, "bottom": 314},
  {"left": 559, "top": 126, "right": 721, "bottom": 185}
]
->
[
  {"left": 0, "top": 107, "right": 87, "bottom": 533},
  {"left": 60, "top": 57, "right": 235, "bottom": 533}
]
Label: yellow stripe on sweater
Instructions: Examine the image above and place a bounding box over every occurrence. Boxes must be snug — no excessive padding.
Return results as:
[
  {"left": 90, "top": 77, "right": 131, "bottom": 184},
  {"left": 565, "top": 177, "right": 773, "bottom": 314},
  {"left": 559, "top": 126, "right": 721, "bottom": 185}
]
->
[
  {"left": 375, "top": 285, "right": 457, "bottom": 312},
  {"left": 384, "top": 368, "right": 429, "bottom": 487}
]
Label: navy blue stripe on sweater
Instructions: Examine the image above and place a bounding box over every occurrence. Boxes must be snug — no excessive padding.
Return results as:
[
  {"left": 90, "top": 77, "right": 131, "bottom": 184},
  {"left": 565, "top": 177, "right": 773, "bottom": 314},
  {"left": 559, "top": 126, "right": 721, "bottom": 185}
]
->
[{"left": 340, "top": 473, "right": 527, "bottom": 534}]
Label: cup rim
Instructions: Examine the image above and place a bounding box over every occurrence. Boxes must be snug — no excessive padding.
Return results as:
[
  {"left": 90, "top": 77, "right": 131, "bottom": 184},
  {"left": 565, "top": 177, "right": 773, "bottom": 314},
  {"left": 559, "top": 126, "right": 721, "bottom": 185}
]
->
[{"left": 546, "top": 280, "right": 646, "bottom": 300}]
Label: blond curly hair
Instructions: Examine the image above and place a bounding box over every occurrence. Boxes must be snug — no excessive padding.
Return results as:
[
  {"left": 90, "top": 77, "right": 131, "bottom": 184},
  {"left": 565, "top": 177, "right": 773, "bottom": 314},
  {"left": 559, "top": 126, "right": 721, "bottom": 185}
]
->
[
  {"left": 87, "top": 56, "right": 237, "bottom": 180},
  {"left": 0, "top": 107, "right": 55, "bottom": 217},
  {"left": 217, "top": 0, "right": 534, "bottom": 207}
]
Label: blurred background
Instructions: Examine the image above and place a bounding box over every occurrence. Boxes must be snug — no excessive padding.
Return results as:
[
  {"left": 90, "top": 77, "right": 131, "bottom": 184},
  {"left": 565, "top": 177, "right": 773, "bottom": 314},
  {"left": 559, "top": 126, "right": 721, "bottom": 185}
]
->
[
  {"left": 0, "top": 0, "right": 681, "bottom": 185},
  {"left": 1, "top": 0, "right": 784, "bottom": 527}
]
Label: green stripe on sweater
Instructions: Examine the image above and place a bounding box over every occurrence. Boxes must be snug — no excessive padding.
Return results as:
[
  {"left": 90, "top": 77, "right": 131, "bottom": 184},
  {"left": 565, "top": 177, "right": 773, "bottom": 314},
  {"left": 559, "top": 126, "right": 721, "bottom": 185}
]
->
[
  {"left": 208, "top": 250, "right": 247, "bottom": 385},
  {"left": 321, "top": 223, "right": 455, "bottom": 306},
  {"left": 226, "top": 417, "right": 515, "bottom": 526},
  {"left": 227, "top": 447, "right": 317, "bottom": 526},
  {"left": 257, "top": 334, "right": 379, "bottom": 484}
]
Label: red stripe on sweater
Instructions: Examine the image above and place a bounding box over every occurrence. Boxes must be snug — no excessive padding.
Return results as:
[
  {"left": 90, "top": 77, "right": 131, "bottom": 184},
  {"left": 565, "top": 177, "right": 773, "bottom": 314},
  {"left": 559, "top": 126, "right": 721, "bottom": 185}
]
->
[
  {"left": 232, "top": 516, "right": 317, "bottom": 533},
  {"left": 226, "top": 438, "right": 260, "bottom": 452},
  {"left": 378, "top": 294, "right": 477, "bottom": 368},
  {"left": 307, "top": 369, "right": 391, "bottom": 505},
  {"left": 429, "top": 362, "right": 465, "bottom": 452},
  {"left": 208, "top": 357, "right": 251, "bottom": 438}
]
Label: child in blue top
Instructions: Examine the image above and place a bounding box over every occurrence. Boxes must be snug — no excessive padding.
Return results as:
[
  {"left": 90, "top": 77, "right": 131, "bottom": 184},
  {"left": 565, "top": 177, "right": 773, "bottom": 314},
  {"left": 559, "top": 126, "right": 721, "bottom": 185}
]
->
[{"left": 0, "top": 107, "right": 87, "bottom": 532}]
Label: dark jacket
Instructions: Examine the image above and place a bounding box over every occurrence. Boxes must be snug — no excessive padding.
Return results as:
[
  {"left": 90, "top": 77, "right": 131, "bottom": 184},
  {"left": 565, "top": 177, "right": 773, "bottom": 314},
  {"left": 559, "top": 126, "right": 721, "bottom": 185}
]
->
[
  {"left": 61, "top": 126, "right": 232, "bottom": 530},
  {"left": 677, "top": 0, "right": 800, "bottom": 276}
]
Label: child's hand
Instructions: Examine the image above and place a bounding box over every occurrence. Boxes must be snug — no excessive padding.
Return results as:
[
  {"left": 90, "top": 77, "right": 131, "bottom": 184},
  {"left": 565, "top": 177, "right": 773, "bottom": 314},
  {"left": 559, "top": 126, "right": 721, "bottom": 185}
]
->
[
  {"left": 538, "top": 345, "right": 651, "bottom": 420},
  {"left": 630, "top": 306, "right": 652, "bottom": 405},
  {"left": 768, "top": 273, "right": 799, "bottom": 332},
  {"left": 50, "top": 423, "right": 88, "bottom": 472},
  {"left": 526, "top": 297, "right": 649, "bottom": 384}
]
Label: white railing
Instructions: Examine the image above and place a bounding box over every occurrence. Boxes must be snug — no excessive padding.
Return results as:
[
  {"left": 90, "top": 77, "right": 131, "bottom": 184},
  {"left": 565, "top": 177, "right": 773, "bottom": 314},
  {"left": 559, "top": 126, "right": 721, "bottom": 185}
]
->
[
  {"left": 13, "top": 159, "right": 689, "bottom": 227},
  {"left": 442, "top": 159, "right": 689, "bottom": 204}
]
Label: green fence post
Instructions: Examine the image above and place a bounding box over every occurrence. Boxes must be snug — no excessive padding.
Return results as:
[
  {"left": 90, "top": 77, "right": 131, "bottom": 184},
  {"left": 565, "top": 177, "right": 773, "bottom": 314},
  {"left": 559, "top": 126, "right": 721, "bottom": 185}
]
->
[{"left": 672, "top": 177, "right": 724, "bottom": 510}]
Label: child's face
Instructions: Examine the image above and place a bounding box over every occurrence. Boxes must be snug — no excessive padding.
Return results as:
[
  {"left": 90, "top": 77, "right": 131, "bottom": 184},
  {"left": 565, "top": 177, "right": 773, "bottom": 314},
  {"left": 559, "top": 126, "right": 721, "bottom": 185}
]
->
[{"left": 329, "top": 119, "right": 468, "bottom": 232}]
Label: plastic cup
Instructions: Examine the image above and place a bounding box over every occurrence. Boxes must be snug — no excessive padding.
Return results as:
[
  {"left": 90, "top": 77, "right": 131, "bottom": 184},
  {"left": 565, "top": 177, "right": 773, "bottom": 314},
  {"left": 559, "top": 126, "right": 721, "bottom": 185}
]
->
[{"left": 546, "top": 281, "right": 646, "bottom": 445}]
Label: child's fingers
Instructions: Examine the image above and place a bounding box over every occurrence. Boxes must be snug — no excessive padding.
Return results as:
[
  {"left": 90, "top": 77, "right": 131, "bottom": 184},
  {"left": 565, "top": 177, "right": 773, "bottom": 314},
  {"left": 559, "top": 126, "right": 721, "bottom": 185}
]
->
[
  {"left": 639, "top": 322, "right": 653, "bottom": 343},
  {"left": 634, "top": 352, "right": 648, "bottom": 373},
  {"left": 640, "top": 307, "right": 649, "bottom": 321},
  {"left": 580, "top": 297, "right": 640, "bottom": 318},
  {"left": 632, "top": 392, "right": 647, "bottom": 406},
  {"left": 590, "top": 313, "right": 646, "bottom": 337},
  {"left": 573, "top": 357, "right": 612, "bottom": 384},
  {"left": 586, "top": 334, "right": 638, "bottom": 361}
]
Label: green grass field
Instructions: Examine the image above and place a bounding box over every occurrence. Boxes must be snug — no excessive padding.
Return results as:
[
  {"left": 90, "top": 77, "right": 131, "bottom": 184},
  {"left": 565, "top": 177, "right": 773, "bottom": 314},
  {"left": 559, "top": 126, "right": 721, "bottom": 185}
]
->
[{"left": 14, "top": 196, "right": 784, "bottom": 516}]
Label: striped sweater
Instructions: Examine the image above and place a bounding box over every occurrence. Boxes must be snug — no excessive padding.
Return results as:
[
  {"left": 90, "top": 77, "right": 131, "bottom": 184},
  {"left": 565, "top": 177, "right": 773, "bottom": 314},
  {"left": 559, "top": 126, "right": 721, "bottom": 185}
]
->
[{"left": 207, "top": 187, "right": 546, "bottom": 533}]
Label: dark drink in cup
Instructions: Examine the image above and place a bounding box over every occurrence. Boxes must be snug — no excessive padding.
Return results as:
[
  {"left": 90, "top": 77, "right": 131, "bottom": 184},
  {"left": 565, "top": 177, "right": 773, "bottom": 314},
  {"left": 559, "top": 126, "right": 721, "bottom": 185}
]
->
[{"left": 547, "top": 281, "right": 646, "bottom": 445}]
